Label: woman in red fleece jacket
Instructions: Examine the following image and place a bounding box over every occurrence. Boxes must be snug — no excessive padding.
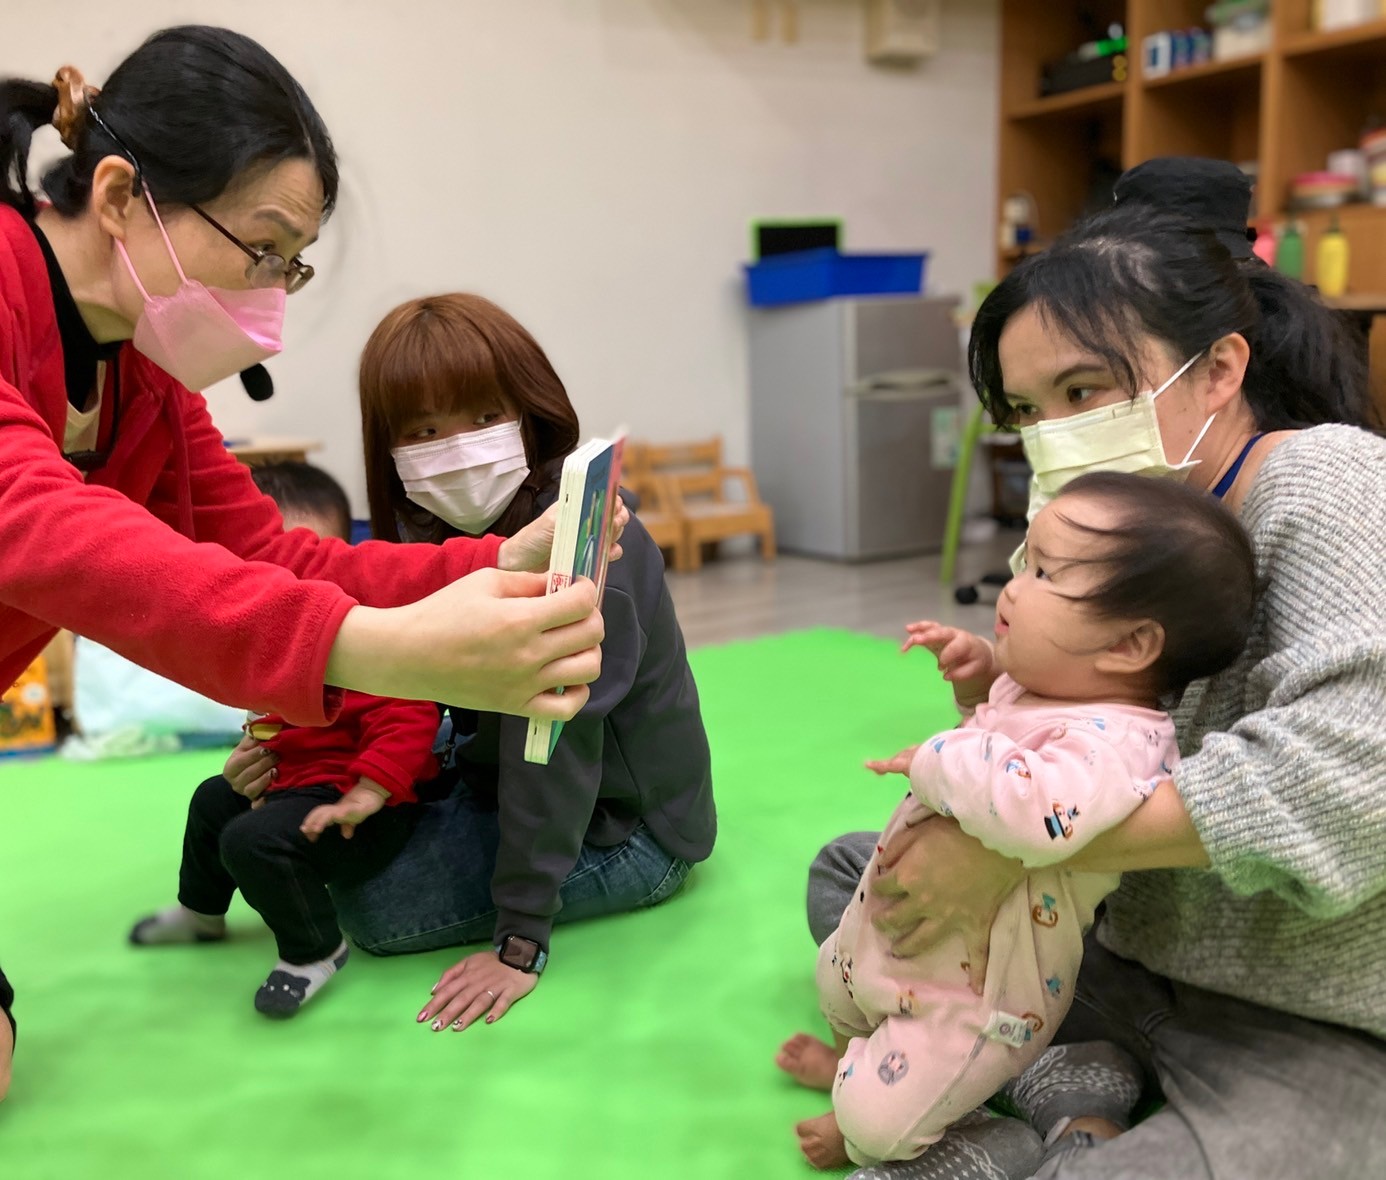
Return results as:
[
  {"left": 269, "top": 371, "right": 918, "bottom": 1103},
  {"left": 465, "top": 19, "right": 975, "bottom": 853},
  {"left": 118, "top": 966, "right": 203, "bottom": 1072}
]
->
[{"left": 0, "top": 27, "right": 607, "bottom": 732}]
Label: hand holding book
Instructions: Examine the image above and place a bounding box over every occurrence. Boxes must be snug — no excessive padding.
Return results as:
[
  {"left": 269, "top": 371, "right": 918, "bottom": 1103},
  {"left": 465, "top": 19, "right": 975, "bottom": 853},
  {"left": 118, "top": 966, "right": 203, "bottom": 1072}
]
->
[
  {"left": 499, "top": 497, "right": 629, "bottom": 572},
  {"left": 524, "top": 436, "right": 627, "bottom": 764}
]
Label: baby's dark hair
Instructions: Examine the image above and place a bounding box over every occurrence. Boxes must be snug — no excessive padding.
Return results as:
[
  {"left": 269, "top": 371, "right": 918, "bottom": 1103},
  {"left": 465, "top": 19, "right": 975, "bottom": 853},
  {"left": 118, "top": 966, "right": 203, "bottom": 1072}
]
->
[
  {"left": 250, "top": 462, "right": 351, "bottom": 541},
  {"left": 1052, "top": 472, "right": 1257, "bottom": 697}
]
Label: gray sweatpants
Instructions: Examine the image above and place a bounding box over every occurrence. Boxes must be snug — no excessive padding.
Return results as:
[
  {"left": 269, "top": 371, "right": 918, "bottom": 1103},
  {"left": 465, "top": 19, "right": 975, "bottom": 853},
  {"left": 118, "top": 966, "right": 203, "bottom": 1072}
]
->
[{"left": 808, "top": 832, "right": 1386, "bottom": 1180}]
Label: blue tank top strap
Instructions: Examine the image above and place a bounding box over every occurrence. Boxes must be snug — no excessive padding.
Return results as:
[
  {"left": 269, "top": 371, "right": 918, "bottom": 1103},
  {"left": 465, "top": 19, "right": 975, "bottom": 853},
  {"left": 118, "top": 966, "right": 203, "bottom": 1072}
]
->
[{"left": 1211, "top": 433, "right": 1265, "bottom": 500}]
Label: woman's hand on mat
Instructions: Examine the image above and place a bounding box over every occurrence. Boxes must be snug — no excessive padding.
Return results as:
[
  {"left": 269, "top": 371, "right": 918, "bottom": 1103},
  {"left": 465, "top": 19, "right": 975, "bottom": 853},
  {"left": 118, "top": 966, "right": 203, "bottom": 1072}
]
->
[
  {"left": 865, "top": 746, "right": 920, "bottom": 776},
  {"left": 419, "top": 952, "right": 537, "bottom": 1032},
  {"left": 299, "top": 780, "right": 389, "bottom": 842},
  {"left": 498, "top": 497, "right": 629, "bottom": 573},
  {"left": 869, "top": 817, "right": 1024, "bottom": 994},
  {"left": 223, "top": 735, "right": 278, "bottom": 803},
  {"left": 902, "top": 620, "right": 997, "bottom": 709},
  {"left": 326, "top": 571, "right": 604, "bottom": 720}
]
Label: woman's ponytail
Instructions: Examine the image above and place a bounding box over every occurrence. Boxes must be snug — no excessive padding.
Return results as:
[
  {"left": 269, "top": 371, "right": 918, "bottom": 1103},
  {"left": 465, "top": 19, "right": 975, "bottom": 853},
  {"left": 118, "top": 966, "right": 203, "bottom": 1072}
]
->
[
  {"left": 0, "top": 79, "right": 60, "bottom": 217},
  {"left": 1241, "top": 264, "right": 1374, "bottom": 430}
]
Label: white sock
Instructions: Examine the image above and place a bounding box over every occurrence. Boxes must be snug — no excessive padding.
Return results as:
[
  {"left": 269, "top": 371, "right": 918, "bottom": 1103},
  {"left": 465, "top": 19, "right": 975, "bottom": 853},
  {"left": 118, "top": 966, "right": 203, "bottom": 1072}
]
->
[
  {"left": 129, "top": 905, "right": 227, "bottom": 946},
  {"left": 253, "top": 942, "right": 349, "bottom": 1018}
]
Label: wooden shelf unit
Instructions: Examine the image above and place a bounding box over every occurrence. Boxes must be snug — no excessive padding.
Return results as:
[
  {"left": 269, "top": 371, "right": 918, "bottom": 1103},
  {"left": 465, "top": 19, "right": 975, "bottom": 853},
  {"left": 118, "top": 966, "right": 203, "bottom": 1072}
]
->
[
  {"left": 1141, "top": 50, "right": 1265, "bottom": 87},
  {"left": 997, "top": 0, "right": 1386, "bottom": 291}
]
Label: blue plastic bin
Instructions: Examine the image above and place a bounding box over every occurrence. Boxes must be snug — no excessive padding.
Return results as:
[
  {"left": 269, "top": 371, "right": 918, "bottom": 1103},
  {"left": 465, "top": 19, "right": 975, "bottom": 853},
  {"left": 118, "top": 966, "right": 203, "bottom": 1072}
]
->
[{"left": 744, "top": 248, "right": 927, "bottom": 307}]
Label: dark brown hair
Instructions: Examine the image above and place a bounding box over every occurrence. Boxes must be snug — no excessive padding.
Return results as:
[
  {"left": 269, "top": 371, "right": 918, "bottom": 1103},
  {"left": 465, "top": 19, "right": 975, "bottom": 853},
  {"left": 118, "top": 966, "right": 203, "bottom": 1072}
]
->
[
  {"left": 969, "top": 205, "right": 1370, "bottom": 432},
  {"left": 359, "top": 294, "right": 580, "bottom": 542},
  {"left": 1, "top": 27, "right": 336, "bottom": 219},
  {"left": 1053, "top": 471, "right": 1258, "bottom": 697},
  {"left": 250, "top": 461, "right": 351, "bottom": 541}
]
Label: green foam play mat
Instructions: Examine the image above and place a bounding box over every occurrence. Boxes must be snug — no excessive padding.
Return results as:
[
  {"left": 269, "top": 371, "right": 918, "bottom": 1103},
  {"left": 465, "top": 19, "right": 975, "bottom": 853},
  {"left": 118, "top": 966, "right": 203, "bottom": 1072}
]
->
[{"left": 0, "top": 629, "right": 959, "bottom": 1180}]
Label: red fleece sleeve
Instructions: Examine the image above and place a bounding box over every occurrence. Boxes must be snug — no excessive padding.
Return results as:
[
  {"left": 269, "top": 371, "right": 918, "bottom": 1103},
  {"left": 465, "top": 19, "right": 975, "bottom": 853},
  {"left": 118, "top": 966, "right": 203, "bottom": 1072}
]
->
[
  {"left": 347, "top": 694, "right": 441, "bottom": 804},
  {"left": 165, "top": 390, "right": 502, "bottom": 606},
  {"left": 0, "top": 381, "right": 497, "bottom": 725}
]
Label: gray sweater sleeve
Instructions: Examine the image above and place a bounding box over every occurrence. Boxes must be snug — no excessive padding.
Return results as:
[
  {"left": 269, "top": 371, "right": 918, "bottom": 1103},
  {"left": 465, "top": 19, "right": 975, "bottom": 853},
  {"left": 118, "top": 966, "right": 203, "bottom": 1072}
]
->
[
  {"left": 1173, "top": 426, "right": 1386, "bottom": 919},
  {"left": 489, "top": 578, "right": 647, "bottom": 949}
]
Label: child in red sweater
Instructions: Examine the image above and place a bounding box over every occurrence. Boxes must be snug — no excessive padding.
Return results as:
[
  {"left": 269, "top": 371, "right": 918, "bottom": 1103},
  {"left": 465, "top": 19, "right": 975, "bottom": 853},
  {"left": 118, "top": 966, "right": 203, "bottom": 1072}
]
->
[{"left": 130, "top": 463, "right": 439, "bottom": 1017}]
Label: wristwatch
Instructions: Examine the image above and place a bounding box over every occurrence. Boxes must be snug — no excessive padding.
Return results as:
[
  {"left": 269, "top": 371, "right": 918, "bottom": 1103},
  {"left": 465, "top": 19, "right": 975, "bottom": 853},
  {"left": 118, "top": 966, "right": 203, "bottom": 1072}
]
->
[{"left": 495, "top": 934, "right": 548, "bottom": 975}]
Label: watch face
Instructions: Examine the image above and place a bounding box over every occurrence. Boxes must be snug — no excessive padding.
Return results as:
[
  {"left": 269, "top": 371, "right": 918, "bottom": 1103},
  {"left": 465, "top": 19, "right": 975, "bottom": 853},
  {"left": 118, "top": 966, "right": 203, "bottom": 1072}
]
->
[{"left": 501, "top": 936, "right": 539, "bottom": 971}]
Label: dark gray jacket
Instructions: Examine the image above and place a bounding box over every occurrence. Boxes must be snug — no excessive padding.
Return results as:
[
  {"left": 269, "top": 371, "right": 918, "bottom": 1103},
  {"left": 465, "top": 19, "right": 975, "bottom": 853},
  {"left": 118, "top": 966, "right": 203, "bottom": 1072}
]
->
[{"left": 452, "top": 512, "right": 715, "bottom": 949}]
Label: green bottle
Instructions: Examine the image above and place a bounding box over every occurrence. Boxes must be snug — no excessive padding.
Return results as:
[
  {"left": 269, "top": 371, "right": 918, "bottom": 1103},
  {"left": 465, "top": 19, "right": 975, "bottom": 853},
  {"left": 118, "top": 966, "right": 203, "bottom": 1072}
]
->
[{"left": 1277, "top": 221, "right": 1304, "bottom": 280}]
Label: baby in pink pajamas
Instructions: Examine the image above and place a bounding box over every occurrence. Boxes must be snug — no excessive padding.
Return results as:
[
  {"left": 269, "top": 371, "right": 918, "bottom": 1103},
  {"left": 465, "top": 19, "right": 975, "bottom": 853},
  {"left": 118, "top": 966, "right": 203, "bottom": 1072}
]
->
[{"left": 777, "top": 472, "right": 1257, "bottom": 1172}]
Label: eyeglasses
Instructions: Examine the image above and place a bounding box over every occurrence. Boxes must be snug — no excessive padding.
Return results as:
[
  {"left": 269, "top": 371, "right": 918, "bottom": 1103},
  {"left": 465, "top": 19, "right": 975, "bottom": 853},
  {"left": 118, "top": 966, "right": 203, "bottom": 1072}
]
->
[
  {"left": 189, "top": 205, "right": 316, "bottom": 295},
  {"left": 85, "top": 104, "right": 315, "bottom": 295}
]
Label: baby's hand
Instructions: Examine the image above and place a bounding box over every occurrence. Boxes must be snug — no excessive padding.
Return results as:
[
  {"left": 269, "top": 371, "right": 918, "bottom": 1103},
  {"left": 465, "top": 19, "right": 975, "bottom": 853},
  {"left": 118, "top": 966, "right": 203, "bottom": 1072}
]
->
[
  {"left": 866, "top": 745, "right": 920, "bottom": 777},
  {"left": 902, "top": 620, "right": 991, "bottom": 679},
  {"left": 300, "top": 778, "right": 390, "bottom": 843},
  {"left": 902, "top": 620, "right": 997, "bottom": 706}
]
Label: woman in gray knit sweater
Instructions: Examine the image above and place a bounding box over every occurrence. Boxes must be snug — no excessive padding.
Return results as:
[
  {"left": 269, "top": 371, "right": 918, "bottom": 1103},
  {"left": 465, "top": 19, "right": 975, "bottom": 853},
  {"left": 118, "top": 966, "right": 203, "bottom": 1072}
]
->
[{"left": 808, "top": 190, "right": 1385, "bottom": 1180}]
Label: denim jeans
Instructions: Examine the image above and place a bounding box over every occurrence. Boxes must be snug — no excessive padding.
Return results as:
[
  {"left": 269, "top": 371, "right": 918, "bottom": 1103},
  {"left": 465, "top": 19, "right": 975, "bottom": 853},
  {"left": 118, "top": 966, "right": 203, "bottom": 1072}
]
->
[{"left": 331, "top": 787, "right": 690, "bottom": 955}]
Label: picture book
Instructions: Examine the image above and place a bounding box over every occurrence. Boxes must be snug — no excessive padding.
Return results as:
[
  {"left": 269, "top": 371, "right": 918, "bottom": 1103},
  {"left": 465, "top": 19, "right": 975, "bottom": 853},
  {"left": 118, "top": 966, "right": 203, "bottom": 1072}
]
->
[{"left": 523, "top": 434, "right": 626, "bottom": 764}]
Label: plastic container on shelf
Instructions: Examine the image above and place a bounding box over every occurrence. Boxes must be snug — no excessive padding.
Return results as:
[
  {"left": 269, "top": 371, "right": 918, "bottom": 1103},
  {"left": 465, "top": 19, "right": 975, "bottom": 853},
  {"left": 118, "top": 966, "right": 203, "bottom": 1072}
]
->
[
  {"left": 1315, "top": 0, "right": 1382, "bottom": 31},
  {"left": 1289, "top": 170, "right": 1363, "bottom": 209},
  {"left": 1207, "top": 0, "right": 1271, "bottom": 59},
  {"left": 1362, "top": 125, "right": 1386, "bottom": 207},
  {"left": 1277, "top": 221, "right": 1305, "bottom": 280},
  {"left": 743, "top": 248, "right": 928, "bottom": 307},
  {"left": 1316, "top": 217, "right": 1350, "bottom": 298}
]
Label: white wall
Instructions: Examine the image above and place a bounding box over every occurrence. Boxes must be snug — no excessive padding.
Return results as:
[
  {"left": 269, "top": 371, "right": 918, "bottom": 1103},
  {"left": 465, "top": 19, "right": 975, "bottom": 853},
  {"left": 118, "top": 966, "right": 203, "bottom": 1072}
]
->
[{"left": 9, "top": 0, "right": 998, "bottom": 514}]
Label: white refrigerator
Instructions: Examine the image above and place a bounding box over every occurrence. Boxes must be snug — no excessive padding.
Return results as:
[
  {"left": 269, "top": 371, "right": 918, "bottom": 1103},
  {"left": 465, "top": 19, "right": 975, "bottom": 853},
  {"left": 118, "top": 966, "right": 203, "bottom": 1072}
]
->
[{"left": 748, "top": 295, "right": 962, "bottom": 561}]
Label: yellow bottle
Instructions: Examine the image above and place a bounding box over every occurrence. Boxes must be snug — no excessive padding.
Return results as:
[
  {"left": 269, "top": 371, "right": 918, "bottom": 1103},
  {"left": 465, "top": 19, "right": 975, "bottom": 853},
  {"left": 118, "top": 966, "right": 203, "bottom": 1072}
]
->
[{"left": 1316, "top": 216, "right": 1349, "bottom": 299}]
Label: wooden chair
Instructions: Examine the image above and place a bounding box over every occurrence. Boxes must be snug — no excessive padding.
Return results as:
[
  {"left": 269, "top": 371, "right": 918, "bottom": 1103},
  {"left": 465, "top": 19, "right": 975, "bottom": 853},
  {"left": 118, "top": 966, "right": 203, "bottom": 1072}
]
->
[
  {"left": 641, "top": 438, "right": 776, "bottom": 572},
  {"left": 623, "top": 443, "right": 688, "bottom": 571}
]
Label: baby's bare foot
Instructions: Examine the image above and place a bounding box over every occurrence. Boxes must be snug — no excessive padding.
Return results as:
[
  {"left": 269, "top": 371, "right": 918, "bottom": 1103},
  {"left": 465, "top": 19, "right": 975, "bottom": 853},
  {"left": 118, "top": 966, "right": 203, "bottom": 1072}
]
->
[
  {"left": 775, "top": 1032, "right": 840, "bottom": 1091},
  {"left": 796, "top": 1110, "right": 849, "bottom": 1169}
]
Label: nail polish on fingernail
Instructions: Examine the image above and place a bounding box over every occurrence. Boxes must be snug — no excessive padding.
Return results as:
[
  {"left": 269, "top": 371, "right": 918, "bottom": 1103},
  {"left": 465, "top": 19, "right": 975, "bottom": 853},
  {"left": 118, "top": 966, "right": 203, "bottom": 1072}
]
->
[
  {"left": 418, "top": 1011, "right": 428, "bottom": 1022},
  {"left": 485, "top": 1015, "right": 494, "bottom": 1024},
  {"left": 432, "top": 1020, "right": 442, "bottom": 1031}
]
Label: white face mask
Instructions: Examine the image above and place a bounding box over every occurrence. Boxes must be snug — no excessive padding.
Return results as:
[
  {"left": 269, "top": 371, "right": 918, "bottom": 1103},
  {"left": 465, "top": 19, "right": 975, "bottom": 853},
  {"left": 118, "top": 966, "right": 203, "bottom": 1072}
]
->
[
  {"left": 391, "top": 420, "right": 530, "bottom": 535},
  {"left": 1010, "top": 353, "right": 1215, "bottom": 574}
]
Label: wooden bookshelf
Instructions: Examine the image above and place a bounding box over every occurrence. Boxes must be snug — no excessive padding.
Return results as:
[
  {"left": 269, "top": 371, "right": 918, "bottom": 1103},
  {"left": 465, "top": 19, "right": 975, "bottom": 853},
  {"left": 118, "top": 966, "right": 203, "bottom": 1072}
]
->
[
  {"left": 1009, "top": 81, "right": 1126, "bottom": 120},
  {"left": 997, "top": 0, "right": 1386, "bottom": 290},
  {"left": 1281, "top": 17, "right": 1386, "bottom": 57},
  {"left": 1141, "top": 51, "right": 1264, "bottom": 89},
  {"left": 997, "top": 1, "right": 1386, "bottom": 420}
]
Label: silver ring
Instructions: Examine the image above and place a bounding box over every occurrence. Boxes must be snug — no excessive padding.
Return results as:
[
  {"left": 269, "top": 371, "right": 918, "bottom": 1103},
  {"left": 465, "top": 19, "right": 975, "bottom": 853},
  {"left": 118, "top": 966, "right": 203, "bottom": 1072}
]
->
[{"left": 485, "top": 989, "right": 496, "bottom": 1000}]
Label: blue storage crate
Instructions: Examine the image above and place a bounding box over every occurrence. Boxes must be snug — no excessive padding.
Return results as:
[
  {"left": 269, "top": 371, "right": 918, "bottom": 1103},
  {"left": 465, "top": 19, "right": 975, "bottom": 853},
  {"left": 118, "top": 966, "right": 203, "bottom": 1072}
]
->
[{"left": 744, "top": 248, "right": 927, "bottom": 307}]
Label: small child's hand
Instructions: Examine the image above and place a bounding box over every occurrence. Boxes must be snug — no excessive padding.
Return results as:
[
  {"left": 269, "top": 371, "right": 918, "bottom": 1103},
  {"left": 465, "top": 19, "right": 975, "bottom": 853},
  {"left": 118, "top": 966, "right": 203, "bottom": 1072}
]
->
[
  {"left": 902, "top": 620, "right": 991, "bottom": 679},
  {"left": 902, "top": 620, "right": 997, "bottom": 707},
  {"left": 300, "top": 778, "right": 390, "bottom": 843},
  {"left": 866, "top": 745, "right": 920, "bottom": 777}
]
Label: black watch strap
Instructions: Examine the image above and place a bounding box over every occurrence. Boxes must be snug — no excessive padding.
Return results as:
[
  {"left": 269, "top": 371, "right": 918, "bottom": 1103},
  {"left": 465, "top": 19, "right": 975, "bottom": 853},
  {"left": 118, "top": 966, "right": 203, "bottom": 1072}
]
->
[{"left": 495, "top": 934, "right": 548, "bottom": 975}]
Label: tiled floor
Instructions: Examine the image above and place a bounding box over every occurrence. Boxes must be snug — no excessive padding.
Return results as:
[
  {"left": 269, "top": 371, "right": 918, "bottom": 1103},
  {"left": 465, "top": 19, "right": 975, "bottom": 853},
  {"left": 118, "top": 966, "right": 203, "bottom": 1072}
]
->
[{"left": 666, "top": 533, "right": 1021, "bottom": 649}]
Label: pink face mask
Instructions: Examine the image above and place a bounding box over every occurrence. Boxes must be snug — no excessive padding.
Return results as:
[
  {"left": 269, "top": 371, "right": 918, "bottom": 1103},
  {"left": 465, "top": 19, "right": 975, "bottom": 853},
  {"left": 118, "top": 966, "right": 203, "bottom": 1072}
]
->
[{"left": 116, "top": 191, "right": 285, "bottom": 391}]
